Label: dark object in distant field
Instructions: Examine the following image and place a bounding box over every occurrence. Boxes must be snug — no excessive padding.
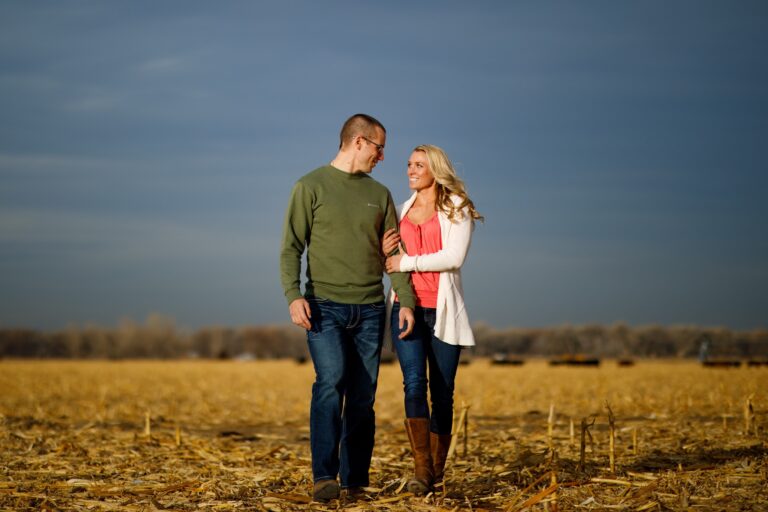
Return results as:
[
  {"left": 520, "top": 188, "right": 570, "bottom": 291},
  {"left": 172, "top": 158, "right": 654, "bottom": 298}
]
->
[
  {"left": 617, "top": 359, "right": 635, "bottom": 367},
  {"left": 490, "top": 353, "right": 525, "bottom": 366},
  {"left": 380, "top": 353, "right": 396, "bottom": 365},
  {"left": 294, "top": 355, "right": 308, "bottom": 364},
  {"left": 549, "top": 354, "right": 601, "bottom": 367},
  {"left": 702, "top": 359, "right": 741, "bottom": 368},
  {"left": 747, "top": 359, "right": 768, "bottom": 367}
]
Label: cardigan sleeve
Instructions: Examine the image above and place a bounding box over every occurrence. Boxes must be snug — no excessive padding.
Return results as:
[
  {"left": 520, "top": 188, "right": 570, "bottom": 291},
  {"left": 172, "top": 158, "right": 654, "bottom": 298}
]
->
[{"left": 398, "top": 210, "right": 473, "bottom": 272}]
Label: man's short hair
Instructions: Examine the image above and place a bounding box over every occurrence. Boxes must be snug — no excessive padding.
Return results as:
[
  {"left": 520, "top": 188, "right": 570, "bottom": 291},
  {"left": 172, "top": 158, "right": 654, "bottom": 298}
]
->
[{"left": 339, "top": 114, "right": 386, "bottom": 149}]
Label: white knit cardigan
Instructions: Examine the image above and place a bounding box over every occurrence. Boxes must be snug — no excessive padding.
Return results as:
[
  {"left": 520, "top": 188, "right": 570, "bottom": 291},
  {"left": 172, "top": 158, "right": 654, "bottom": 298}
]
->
[{"left": 385, "top": 192, "right": 476, "bottom": 347}]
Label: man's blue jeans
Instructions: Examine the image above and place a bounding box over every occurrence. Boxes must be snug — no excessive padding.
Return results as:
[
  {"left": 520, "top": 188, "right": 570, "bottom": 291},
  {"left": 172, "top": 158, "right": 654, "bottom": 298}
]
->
[
  {"left": 391, "top": 303, "right": 462, "bottom": 435},
  {"left": 306, "top": 296, "right": 386, "bottom": 488}
]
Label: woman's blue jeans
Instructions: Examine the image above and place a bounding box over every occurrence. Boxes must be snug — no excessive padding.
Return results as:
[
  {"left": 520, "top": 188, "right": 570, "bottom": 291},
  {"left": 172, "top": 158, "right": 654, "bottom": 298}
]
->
[
  {"left": 306, "top": 296, "right": 386, "bottom": 488},
  {"left": 391, "top": 303, "right": 461, "bottom": 435}
]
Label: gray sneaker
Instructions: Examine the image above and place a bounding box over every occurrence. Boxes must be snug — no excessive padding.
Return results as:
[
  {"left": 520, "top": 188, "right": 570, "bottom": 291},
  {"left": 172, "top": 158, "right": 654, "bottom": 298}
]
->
[{"left": 312, "top": 480, "right": 340, "bottom": 502}]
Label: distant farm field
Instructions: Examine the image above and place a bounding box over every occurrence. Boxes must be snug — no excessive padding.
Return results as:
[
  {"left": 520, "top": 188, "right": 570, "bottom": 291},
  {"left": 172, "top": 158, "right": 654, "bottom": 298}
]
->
[{"left": 1, "top": 360, "right": 766, "bottom": 511}]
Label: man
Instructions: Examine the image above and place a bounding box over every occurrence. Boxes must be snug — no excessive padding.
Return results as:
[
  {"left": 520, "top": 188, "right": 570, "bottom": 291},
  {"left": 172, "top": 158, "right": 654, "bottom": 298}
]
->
[{"left": 280, "top": 113, "right": 416, "bottom": 501}]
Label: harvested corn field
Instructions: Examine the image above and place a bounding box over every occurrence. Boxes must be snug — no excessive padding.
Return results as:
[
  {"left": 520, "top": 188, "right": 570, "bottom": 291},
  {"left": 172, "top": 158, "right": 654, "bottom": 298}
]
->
[{"left": 1, "top": 359, "right": 766, "bottom": 511}]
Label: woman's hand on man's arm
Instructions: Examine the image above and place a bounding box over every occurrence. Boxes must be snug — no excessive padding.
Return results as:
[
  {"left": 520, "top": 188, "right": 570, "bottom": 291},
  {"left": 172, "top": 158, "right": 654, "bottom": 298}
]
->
[
  {"left": 382, "top": 228, "right": 401, "bottom": 256},
  {"left": 385, "top": 254, "right": 403, "bottom": 273}
]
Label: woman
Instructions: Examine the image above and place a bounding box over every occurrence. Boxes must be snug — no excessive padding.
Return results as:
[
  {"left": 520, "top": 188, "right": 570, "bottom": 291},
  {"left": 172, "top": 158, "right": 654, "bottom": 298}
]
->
[{"left": 384, "top": 144, "right": 483, "bottom": 495}]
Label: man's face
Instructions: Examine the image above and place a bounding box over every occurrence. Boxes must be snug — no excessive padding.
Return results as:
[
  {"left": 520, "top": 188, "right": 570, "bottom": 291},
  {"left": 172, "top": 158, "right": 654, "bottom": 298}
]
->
[{"left": 358, "top": 127, "right": 386, "bottom": 173}]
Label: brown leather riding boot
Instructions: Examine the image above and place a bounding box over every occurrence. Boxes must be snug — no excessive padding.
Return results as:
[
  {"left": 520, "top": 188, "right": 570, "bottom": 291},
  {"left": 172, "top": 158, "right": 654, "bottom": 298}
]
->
[
  {"left": 430, "top": 431, "right": 452, "bottom": 484},
  {"left": 404, "top": 418, "right": 434, "bottom": 495}
]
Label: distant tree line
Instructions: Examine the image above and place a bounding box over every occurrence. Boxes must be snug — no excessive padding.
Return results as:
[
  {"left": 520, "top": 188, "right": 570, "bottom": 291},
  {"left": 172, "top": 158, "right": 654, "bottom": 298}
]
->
[
  {"left": 1, "top": 315, "right": 766, "bottom": 360},
  {"left": 471, "top": 323, "right": 768, "bottom": 359}
]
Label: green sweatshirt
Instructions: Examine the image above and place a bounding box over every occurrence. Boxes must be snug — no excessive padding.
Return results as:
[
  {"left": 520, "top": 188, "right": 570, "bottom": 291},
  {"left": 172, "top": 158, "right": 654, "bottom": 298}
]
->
[{"left": 280, "top": 165, "right": 416, "bottom": 309}]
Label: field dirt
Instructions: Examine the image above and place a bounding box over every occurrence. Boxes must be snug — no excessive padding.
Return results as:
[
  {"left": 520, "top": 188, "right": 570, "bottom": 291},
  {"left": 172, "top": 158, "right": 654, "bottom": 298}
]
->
[{"left": 1, "top": 359, "right": 766, "bottom": 511}]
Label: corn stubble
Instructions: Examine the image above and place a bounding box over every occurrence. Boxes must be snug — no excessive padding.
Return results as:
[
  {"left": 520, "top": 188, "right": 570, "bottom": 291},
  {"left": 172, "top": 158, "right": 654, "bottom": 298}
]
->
[{"left": 1, "top": 359, "right": 766, "bottom": 511}]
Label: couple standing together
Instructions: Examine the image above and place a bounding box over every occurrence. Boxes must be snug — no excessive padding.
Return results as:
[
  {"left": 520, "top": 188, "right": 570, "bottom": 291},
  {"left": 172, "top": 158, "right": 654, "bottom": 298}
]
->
[{"left": 280, "top": 113, "right": 483, "bottom": 502}]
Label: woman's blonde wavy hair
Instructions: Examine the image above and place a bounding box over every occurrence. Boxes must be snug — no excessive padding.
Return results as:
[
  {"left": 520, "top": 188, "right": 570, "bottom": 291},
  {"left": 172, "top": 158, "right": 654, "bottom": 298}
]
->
[{"left": 413, "top": 144, "right": 483, "bottom": 223}]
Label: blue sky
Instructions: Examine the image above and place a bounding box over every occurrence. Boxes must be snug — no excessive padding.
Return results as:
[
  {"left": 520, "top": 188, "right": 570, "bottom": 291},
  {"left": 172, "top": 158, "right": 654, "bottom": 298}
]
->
[{"left": 1, "top": 1, "right": 766, "bottom": 330}]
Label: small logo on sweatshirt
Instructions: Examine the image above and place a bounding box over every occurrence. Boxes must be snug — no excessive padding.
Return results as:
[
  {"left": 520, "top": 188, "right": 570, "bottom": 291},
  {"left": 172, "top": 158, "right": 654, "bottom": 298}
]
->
[{"left": 367, "top": 203, "right": 379, "bottom": 208}]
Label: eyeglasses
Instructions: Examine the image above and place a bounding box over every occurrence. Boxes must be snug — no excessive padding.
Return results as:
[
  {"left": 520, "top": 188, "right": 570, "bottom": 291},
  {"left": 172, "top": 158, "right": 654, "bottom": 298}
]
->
[{"left": 361, "top": 136, "right": 385, "bottom": 154}]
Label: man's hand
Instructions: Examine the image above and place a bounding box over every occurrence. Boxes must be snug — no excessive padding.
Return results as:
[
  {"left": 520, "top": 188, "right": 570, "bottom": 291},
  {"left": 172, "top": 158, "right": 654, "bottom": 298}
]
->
[
  {"left": 398, "top": 306, "right": 415, "bottom": 339},
  {"left": 289, "top": 298, "right": 312, "bottom": 329}
]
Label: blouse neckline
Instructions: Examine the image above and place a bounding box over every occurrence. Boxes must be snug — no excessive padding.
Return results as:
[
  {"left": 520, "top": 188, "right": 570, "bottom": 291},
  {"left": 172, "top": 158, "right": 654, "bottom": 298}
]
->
[{"left": 404, "top": 210, "right": 438, "bottom": 227}]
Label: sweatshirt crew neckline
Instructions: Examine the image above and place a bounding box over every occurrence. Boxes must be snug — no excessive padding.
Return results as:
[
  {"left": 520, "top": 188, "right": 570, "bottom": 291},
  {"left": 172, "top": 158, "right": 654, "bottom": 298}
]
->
[{"left": 328, "top": 164, "right": 370, "bottom": 178}]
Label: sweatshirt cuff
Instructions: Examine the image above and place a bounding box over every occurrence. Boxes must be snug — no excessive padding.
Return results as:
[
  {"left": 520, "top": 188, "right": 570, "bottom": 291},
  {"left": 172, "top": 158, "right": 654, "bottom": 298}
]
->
[
  {"left": 285, "top": 289, "right": 303, "bottom": 305},
  {"left": 397, "top": 295, "right": 416, "bottom": 310}
]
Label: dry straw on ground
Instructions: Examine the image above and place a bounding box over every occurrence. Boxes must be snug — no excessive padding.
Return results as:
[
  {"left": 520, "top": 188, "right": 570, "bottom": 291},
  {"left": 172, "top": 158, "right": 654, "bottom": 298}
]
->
[{"left": 1, "top": 359, "right": 767, "bottom": 511}]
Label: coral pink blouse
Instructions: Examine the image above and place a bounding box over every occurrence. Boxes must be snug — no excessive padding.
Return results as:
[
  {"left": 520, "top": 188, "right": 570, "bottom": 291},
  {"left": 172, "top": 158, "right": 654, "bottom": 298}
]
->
[{"left": 398, "top": 212, "right": 442, "bottom": 308}]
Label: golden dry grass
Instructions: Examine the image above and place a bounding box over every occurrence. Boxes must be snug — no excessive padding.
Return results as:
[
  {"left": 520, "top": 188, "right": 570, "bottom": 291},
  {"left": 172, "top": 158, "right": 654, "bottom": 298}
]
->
[{"left": 1, "top": 359, "right": 766, "bottom": 511}]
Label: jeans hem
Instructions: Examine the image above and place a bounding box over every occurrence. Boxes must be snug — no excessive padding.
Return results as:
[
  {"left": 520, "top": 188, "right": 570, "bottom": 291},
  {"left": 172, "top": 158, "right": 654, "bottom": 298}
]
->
[{"left": 341, "top": 481, "right": 369, "bottom": 489}]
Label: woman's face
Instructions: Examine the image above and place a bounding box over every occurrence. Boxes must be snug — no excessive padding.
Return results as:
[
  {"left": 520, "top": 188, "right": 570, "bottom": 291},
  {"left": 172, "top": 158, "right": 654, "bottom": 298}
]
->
[{"left": 407, "top": 151, "right": 435, "bottom": 191}]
